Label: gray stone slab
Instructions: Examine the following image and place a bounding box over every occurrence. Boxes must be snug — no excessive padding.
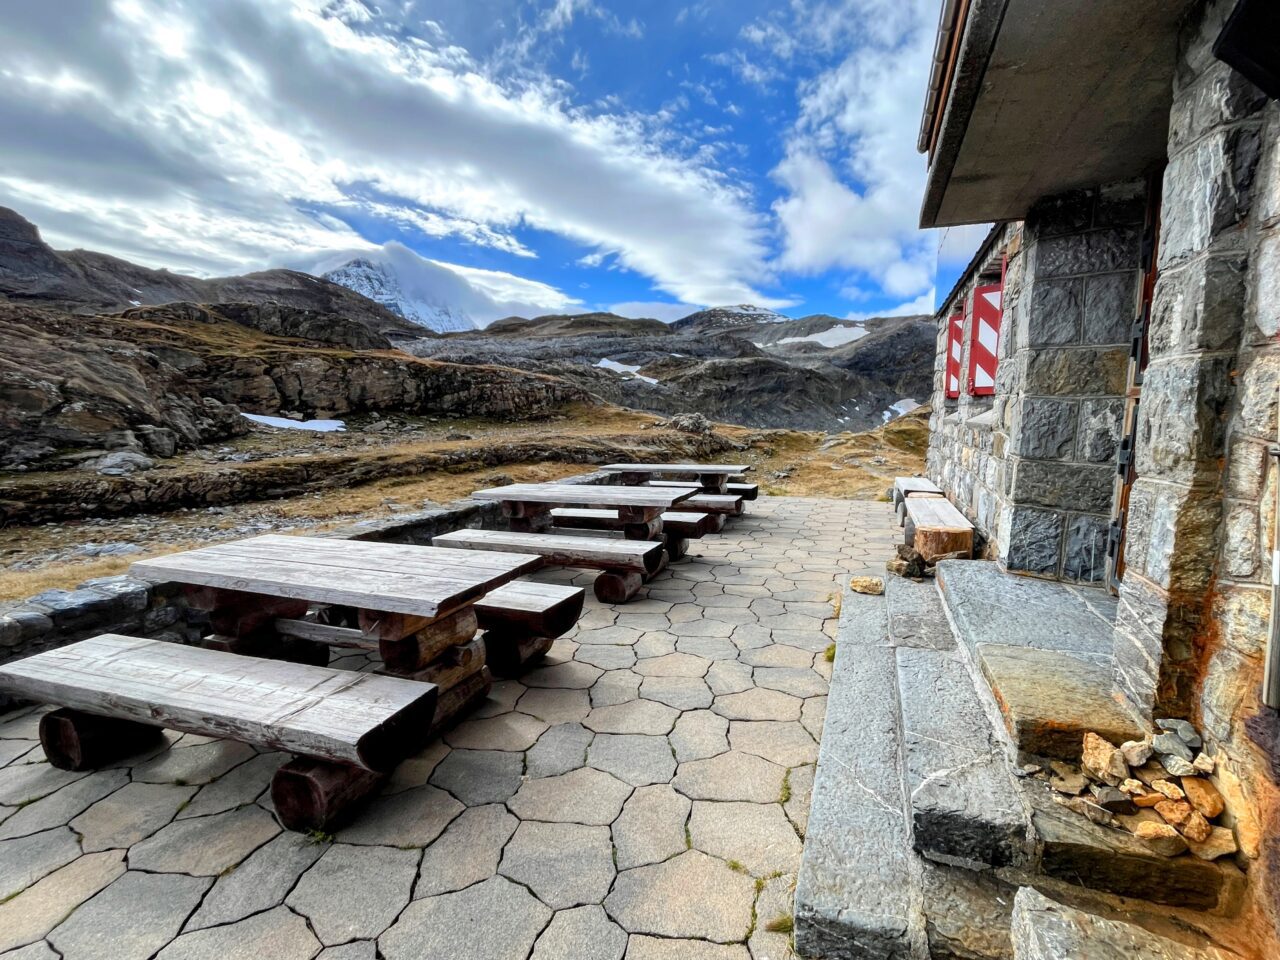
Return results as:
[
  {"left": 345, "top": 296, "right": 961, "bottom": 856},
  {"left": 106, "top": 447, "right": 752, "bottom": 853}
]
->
[
  {"left": 131, "top": 740, "right": 257, "bottom": 785},
  {"left": 0, "top": 941, "right": 60, "bottom": 960},
  {"left": 886, "top": 578, "right": 956, "bottom": 651},
  {"left": 156, "top": 906, "right": 320, "bottom": 960},
  {"left": 605, "top": 850, "right": 755, "bottom": 943},
  {"left": 71, "top": 781, "right": 196, "bottom": 853},
  {"left": 1010, "top": 886, "right": 1220, "bottom": 959},
  {"left": 0, "top": 851, "right": 126, "bottom": 953},
  {"left": 430, "top": 748, "right": 524, "bottom": 805},
  {"left": 508, "top": 767, "right": 631, "bottom": 824},
  {"left": 500, "top": 820, "right": 615, "bottom": 908},
  {"left": 0, "top": 827, "right": 82, "bottom": 901},
  {"left": 896, "top": 647, "right": 1028, "bottom": 870},
  {"left": 794, "top": 600, "right": 917, "bottom": 960},
  {"left": 0, "top": 763, "right": 87, "bottom": 808},
  {"left": 588, "top": 734, "right": 676, "bottom": 786},
  {"left": 530, "top": 905, "right": 626, "bottom": 960},
  {"left": 381, "top": 875, "right": 550, "bottom": 960},
  {"left": 0, "top": 770, "right": 128, "bottom": 840},
  {"left": 613, "top": 783, "right": 691, "bottom": 870},
  {"left": 287, "top": 844, "right": 417, "bottom": 945},
  {"left": 670, "top": 711, "right": 729, "bottom": 762},
  {"left": 49, "top": 870, "right": 211, "bottom": 960},
  {"left": 127, "top": 804, "right": 279, "bottom": 875},
  {"left": 688, "top": 801, "right": 801, "bottom": 877},
  {"left": 334, "top": 784, "right": 462, "bottom": 847},
  {"left": 526, "top": 722, "right": 593, "bottom": 779},
  {"left": 175, "top": 753, "right": 283, "bottom": 820},
  {"left": 919, "top": 860, "right": 1015, "bottom": 960},
  {"left": 416, "top": 804, "right": 518, "bottom": 897},
  {"left": 187, "top": 831, "right": 326, "bottom": 930}
]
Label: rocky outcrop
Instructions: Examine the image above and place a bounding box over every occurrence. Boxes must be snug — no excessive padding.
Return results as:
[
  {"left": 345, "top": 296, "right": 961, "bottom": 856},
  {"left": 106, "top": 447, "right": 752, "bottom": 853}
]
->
[
  {"left": 0, "top": 206, "right": 425, "bottom": 339},
  {"left": 0, "top": 302, "right": 588, "bottom": 471}
]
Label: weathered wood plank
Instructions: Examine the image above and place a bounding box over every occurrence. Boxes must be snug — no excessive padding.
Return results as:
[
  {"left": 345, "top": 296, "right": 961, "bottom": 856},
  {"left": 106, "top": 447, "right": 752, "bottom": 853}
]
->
[
  {"left": 725, "top": 483, "right": 759, "bottom": 501},
  {"left": 903, "top": 496, "right": 973, "bottom": 562},
  {"left": 470, "top": 483, "right": 699, "bottom": 509},
  {"left": 274, "top": 619, "right": 379, "bottom": 651},
  {"left": 434, "top": 529, "right": 664, "bottom": 575},
  {"left": 600, "top": 463, "right": 751, "bottom": 474},
  {"left": 893, "top": 476, "right": 944, "bottom": 506},
  {"left": 0, "top": 635, "right": 437, "bottom": 771},
  {"left": 551, "top": 508, "right": 713, "bottom": 539},
  {"left": 666, "top": 494, "right": 744, "bottom": 516},
  {"left": 903, "top": 497, "right": 973, "bottom": 531},
  {"left": 476, "top": 581, "right": 584, "bottom": 639}
]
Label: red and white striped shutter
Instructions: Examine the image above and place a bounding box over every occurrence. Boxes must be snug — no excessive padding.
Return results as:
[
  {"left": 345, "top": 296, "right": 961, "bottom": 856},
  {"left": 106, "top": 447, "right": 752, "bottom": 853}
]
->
[
  {"left": 968, "top": 282, "right": 1002, "bottom": 396},
  {"left": 944, "top": 314, "right": 963, "bottom": 399}
]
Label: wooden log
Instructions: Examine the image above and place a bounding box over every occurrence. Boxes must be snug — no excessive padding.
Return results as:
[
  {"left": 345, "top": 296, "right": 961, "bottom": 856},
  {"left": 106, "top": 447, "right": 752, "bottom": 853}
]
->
[
  {"left": 271, "top": 756, "right": 388, "bottom": 833},
  {"left": 643, "top": 551, "right": 669, "bottom": 582},
  {"left": 914, "top": 526, "right": 973, "bottom": 563},
  {"left": 593, "top": 571, "right": 644, "bottom": 603},
  {"left": 435, "top": 529, "right": 664, "bottom": 575},
  {"left": 388, "top": 637, "right": 486, "bottom": 690},
  {"left": 508, "top": 513, "right": 554, "bottom": 534},
  {"left": 616, "top": 471, "right": 650, "bottom": 486},
  {"left": 356, "top": 609, "right": 433, "bottom": 642},
  {"left": 475, "top": 582, "right": 584, "bottom": 640},
  {"left": 665, "top": 536, "right": 689, "bottom": 562},
  {"left": 622, "top": 519, "right": 662, "bottom": 541},
  {"left": 186, "top": 587, "right": 309, "bottom": 642},
  {"left": 274, "top": 619, "right": 379, "bottom": 651},
  {"left": 708, "top": 514, "right": 726, "bottom": 533},
  {"left": 427, "top": 667, "right": 493, "bottom": 737},
  {"left": 698, "top": 473, "right": 729, "bottom": 493},
  {"left": 378, "top": 606, "right": 478, "bottom": 674},
  {"left": 483, "top": 633, "right": 554, "bottom": 677},
  {"left": 276, "top": 637, "right": 333, "bottom": 667},
  {"left": 618, "top": 505, "right": 663, "bottom": 524},
  {"left": 39, "top": 708, "right": 166, "bottom": 771}
]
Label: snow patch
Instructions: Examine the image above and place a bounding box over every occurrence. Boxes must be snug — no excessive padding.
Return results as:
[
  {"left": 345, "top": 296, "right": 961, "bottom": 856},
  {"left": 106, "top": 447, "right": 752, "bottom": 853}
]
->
[
  {"left": 241, "top": 413, "right": 347, "bottom": 432},
  {"left": 776, "top": 323, "right": 867, "bottom": 348},
  {"left": 596, "top": 358, "right": 658, "bottom": 385},
  {"left": 882, "top": 398, "right": 922, "bottom": 423}
]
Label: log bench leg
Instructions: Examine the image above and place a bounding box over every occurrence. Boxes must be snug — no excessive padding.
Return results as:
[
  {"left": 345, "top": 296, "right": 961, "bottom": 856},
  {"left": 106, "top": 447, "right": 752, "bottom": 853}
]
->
[
  {"left": 483, "top": 632, "right": 554, "bottom": 677},
  {"left": 427, "top": 667, "right": 493, "bottom": 738},
  {"left": 665, "top": 535, "right": 689, "bottom": 562},
  {"left": 272, "top": 757, "right": 388, "bottom": 833},
  {"left": 643, "top": 551, "right": 669, "bottom": 582},
  {"left": 40, "top": 708, "right": 167, "bottom": 771},
  {"left": 594, "top": 571, "right": 644, "bottom": 603}
]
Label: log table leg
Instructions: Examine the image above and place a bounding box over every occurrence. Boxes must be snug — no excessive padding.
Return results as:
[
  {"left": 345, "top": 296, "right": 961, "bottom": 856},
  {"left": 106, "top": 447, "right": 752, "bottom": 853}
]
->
[
  {"left": 594, "top": 570, "right": 644, "bottom": 603},
  {"left": 503, "top": 501, "right": 553, "bottom": 533},
  {"left": 698, "top": 473, "right": 728, "bottom": 493},
  {"left": 188, "top": 587, "right": 324, "bottom": 662},
  {"left": 272, "top": 756, "right": 388, "bottom": 832},
  {"left": 427, "top": 667, "right": 493, "bottom": 738},
  {"left": 665, "top": 535, "right": 689, "bottom": 562},
  {"left": 40, "top": 708, "right": 167, "bottom": 771},
  {"left": 363, "top": 606, "right": 480, "bottom": 674}
]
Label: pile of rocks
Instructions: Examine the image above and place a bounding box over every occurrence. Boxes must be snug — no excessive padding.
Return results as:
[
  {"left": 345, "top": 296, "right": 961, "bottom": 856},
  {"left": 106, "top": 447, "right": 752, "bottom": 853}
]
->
[{"left": 1049, "top": 720, "right": 1236, "bottom": 861}]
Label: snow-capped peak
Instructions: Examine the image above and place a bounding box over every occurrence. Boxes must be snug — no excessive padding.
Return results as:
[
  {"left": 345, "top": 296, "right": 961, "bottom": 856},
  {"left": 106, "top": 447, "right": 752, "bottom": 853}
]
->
[{"left": 322, "top": 256, "right": 478, "bottom": 334}]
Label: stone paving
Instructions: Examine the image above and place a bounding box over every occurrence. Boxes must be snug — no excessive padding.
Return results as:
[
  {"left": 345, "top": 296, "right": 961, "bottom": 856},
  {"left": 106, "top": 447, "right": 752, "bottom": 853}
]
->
[{"left": 0, "top": 497, "right": 897, "bottom": 960}]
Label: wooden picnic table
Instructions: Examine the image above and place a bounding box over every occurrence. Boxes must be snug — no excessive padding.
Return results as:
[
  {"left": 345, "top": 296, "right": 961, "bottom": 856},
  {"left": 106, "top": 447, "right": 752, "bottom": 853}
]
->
[
  {"left": 131, "top": 535, "right": 542, "bottom": 674},
  {"left": 600, "top": 463, "right": 752, "bottom": 493},
  {"left": 469, "top": 482, "right": 700, "bottom": 539}
]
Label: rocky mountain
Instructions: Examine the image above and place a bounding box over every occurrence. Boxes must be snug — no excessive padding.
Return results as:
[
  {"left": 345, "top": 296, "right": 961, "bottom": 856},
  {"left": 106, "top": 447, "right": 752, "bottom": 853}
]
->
[
  {"left": 322, "top": 256, "right": 477, "bottom": 334},
  {"left": 0, "top": 206, "right": 425, "bottom": 339},
  {"left": 408, "top": 307, "right": 935, "bottom": 432}
]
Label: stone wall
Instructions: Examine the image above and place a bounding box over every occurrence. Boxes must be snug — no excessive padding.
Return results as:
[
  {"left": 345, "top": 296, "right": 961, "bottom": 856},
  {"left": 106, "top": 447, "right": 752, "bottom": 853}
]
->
[
  {"left": 0, "top": 470, "right": 612, "bottom": 709},
  {"left": 1108, "top": 0, "right": 1279, "bottom": 946}
]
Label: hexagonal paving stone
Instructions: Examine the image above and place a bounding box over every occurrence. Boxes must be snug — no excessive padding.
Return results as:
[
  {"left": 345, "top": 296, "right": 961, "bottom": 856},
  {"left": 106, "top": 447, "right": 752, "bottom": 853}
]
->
[
  {"left": 0, "top": 851, "right": 126, "bottom": 953},
  {"left": 335, "top": 784, "right": 462, "bottom": 847},
  {"left": 157, "top": 905, "right": 319, "bottom": 960},
  {"left": 175, "top": 753, "right": 284, "bottom": 820},
  {"left": 705, "top": 661, "right": 754, "bottom": 696},
  {"left": 0, "top": 826, "right": 82, "bottom": 901},
  {"left": 675, "top": 636, "right": 739, "bottom": 660},
  {"left": 385, "top": 740, "right": 450, "bottom": 794},
  {"left": 131, "top": 740, "right": 256, "bottom": 785},
  {"left": 625, "top": 936, "right": 751, "bottom": 960},
  {"left": 752, "top": 666, "right": 827, "bottom": 698},
  {"left": 381, "top": 876, "right": 550, "bottom": 960},
  {"left": 128, "top": 804, "right": 279, "bottom": 876},
  {"left": 416, "top": 804, "right": 518, "bottom": 897},
  {"left": 688, "top": 801, "right": 802, "bottom": 877},
  {"left": 287, "top": 844, "right": 417, "bottom": 945},
  {"left": 613, "top": 613, "right": 671, "bottom": 633},
  {"left": 613, "top": 784, "right": 691, "bottom": 870},
  {"left": 672, "top": 752, "right": 786, "bottom": 803},
  {"left": 471, "top": 679, "right": 526, "bottom": 719},
  {"left": 525, "top": 722, "right": 593, "bottom": 779},
  {"left": 316, "top": 942, "right": 376, "bottom": 960},
  {"left": 711, "top": 688, "right": 803, "bottom": 722},
  {"left": 430, "top": 749, "right": 524, "bottom": 805},
  {"left": 587, "top": 734, "right": 675, "bottom": 786},
  {"left": 670, "top": 711, "right": 730, "bottom": 763},
  {"left": 739, "top": 644, "right": 816, "bottom": 669},
  {"left": 633, "top": 632, "right": 679, "bottom": 659},
  {"left": 749, "top": 872, "right": 798, "bottom": 960},
  {"left": 639, "top": 676, "right": 713, "bottom": 710},
  {"left": 500, "top": 820, "right": 614, "bottom": 908},
  {"left": 728, "top": 721, "right": 818, "bottom": 768},
  {"left": 573, "top": 645, "right": 637, "bottom": 670},
  {"left": 515, "top": 686, "right": 592, "bottom": 725},
  {"left": 445, "top": 711, "right": 548, "bottom": 751},
  {"left": 71, "top": 781, "right": 196, "bottom": 852},
  {"left": 730, "top": 624, "right": 772, "bottom": 651},
  {"left": 584, "top": 699, "right": 678, "bottom": 735},
  {"left": 508, "top": 767, "right": 631, "bottom": 825},
  {"left": 605, "top": 851, "right": 754, "bottom": 943},
  {"left": 530, "top": 905, "right": 626, "bottom": 960},
  {"left": 522, "top": 660, "right": 603, "bottom": 690},
  {"left": 187, "top": 831, "right": 326, "bottom": 930},
  {"left": 0, "top": 762, "right": 87, "bottom": 808},
  {"left": 49, "top": 870, "right": 211, "bottom": 960},
  {"left": 576, "top": 625, "right": 643, "bottom": 646},
  {"left": 632, "top": 653, "right": 709, "bottom": 678},
  {"left": 801, "top": 694, "right": 827, "bottom": 739},
  {"left": 0, "top": 769, "right": 128, "bottom": 841}
]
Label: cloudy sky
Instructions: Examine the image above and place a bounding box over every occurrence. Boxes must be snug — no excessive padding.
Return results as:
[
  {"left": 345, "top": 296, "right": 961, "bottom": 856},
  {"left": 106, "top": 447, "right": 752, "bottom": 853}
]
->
[{"left": 0, "top": 0, "right": 970, "bottom": 323}]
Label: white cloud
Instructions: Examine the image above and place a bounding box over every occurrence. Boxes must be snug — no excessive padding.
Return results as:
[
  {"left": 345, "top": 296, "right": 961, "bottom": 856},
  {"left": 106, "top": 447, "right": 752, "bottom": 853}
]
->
[
  {"left": 608, "top": 301, "right": 701, "bottom": 323},
  {"left": 846, "top": 288, "right": 936, "bottom": 321},
  {"left": 0, "top": 0, "right": 774, "bottom": 304}
]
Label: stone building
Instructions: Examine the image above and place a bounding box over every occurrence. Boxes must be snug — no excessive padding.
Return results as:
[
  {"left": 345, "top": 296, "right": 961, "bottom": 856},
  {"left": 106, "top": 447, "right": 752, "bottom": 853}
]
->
[{"left": 919, "top": 0, "right": 1279, "bottom": 949}]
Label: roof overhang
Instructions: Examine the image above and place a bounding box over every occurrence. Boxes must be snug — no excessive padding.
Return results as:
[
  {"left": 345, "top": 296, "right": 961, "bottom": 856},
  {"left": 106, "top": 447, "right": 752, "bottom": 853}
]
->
[{"left": 919, "top": 0, "right": 1197, "bottom": 229}]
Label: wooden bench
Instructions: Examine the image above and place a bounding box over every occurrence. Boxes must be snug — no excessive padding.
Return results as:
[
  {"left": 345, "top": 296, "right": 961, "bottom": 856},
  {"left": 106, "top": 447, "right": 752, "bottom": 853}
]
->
[
  {"left": 903, "top": 496, "right": 974, "bottom": 562},
  {"left": 893, "top": 476, "right": 946, "bottom": 526},
  {"left": 433, "top": 529, "right": 665, "bottom": 603},
  {"left": 550, "top": 508, "right": 714, "bottom": 558},
  {"left": 667, "top": 493, "right": 743, "bottom": 518},
  {"left": 649, "top": 479, "right": 759, "bottom": 501},
  {"left": 0, "top": 634, "right": 438, "bottom": 831}
]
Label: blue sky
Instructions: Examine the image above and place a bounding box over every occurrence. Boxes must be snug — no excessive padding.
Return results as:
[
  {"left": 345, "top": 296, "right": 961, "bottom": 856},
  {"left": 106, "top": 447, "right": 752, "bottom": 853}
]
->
[{"left": 0, "top": 0, "right": 980, "bottom": 323}]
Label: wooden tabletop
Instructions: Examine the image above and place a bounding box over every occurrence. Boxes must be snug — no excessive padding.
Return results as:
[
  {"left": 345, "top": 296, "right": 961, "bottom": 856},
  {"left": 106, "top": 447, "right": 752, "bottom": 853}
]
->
[
  {"left": 470, "top": 483, "right": 700, "bottom": 508},
  {"left": 600, "top": 463, "right": 751, "bottom": 475},
  {"left": 131, "top": 535, "right": 542, "bottom": 618}
]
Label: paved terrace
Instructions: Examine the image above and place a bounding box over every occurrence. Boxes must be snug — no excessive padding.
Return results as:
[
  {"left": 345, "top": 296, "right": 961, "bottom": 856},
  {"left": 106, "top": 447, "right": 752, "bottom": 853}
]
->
[{"left": 0, "top": 497, "right": 897, "bottom": 960}]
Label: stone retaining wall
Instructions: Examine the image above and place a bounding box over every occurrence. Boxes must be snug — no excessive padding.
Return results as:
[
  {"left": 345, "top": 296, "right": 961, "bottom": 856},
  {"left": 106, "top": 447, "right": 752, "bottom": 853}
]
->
[{"left": 0, "top": 470, "right": 612, "bottom": 709}]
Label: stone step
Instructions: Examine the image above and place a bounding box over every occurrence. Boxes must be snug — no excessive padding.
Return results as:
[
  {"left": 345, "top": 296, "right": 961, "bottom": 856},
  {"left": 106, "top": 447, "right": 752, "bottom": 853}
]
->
[
  {"left": 934, "top": 560, "right": 1144, "bottom": 761},
  {"left": 1010, "top": 887, "right": 1228, "bottom": 959}
]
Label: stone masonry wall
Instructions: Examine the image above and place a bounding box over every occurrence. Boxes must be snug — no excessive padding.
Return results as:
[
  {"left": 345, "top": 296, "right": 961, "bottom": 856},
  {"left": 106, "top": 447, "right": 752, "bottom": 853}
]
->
[{"left": 1111, "top": 0, "right": 1279, "bottom": 946}]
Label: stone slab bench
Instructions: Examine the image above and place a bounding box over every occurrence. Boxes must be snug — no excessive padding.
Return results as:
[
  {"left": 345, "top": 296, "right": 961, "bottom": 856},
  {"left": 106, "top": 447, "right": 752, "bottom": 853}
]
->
[
  {"left": 0, "top": 634, "right": 438, "bottom": 831},
  {"left": 433, "top": 529, "right": 665, "bottom": 603},
  {"left": 903, "top": 495, "right": 973, "bottom": 562}
]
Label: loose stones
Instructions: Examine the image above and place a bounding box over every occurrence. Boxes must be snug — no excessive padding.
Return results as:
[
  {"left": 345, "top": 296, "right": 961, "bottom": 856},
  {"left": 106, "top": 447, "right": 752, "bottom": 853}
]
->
[
  {"left": 1180, "top": 777, "right": 1225, "bottom": 819},
  {"left": 1133, "top": 821, "right": 1189, "bottom": 857},
  {"left": 1080, "top": 733, "right": 1128, "bottom": 786}
]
